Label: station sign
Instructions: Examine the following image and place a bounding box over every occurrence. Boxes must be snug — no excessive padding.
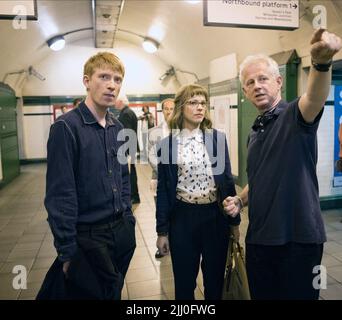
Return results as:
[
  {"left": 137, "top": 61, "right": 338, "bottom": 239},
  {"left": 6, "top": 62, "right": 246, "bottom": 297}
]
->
[
  {"left": 0, "top": 0, "right": 37, "bottom": 20},
  {"left": 204, "top": 0, "right": 299, "bottom": 30}
]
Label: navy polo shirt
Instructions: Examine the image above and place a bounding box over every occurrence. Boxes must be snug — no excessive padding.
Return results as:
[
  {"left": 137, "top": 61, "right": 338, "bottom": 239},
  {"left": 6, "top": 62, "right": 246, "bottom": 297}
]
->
[
  {"left": 246, "top": 99, "right": 326, "bottom": 245},
  {"left": 44, "top": 102, "right": 133, "bottom": 261}
]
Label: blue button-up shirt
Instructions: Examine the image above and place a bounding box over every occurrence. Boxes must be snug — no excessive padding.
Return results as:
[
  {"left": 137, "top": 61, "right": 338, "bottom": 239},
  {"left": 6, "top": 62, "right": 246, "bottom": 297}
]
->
[{"left": 44, "top": 102, "right": 132, "bottom": 262}]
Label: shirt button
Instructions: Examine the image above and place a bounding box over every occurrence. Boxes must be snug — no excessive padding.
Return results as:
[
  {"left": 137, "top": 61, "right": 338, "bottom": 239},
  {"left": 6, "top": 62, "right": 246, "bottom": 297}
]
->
[
  {"left": 113, "top": 188, "right": 117, "bottom": 192},
  {"left": 261, "top": 129, "right": 264, "bottom": 133},
  {"left": 109, "top": 170, "right": 112, "bottom": 175}
]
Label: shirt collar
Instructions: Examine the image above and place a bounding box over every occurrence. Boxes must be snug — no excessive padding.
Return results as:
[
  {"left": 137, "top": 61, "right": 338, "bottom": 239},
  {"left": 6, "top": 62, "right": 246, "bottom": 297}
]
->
[
  {"left": 78, "top": 101, "right": 116, "bottom": 127},
  {"left": 273, "top": 100, "right": 288, "bottom": 116},
  {"left": 178, "top": 128, "right": 203, "bottom": 144},
  {"left": 252, "top": 100, "right": 287, "bottom": 131}
]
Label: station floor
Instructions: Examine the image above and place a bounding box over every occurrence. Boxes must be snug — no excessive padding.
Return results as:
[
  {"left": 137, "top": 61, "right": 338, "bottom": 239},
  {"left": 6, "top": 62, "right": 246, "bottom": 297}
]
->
[{"left": 0, "top": 163, "right": 342, "bottom": 300}]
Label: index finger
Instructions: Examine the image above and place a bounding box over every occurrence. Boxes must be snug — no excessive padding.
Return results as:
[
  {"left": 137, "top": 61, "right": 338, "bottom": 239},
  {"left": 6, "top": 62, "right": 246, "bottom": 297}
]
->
[{"left": 311, "top": 28, "right": 326, "bottom": 45}]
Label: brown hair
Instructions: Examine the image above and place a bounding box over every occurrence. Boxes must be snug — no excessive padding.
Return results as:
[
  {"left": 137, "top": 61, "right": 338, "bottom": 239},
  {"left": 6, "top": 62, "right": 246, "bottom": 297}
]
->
[
  {"left": 168, "top": 84, "right": 212, "bottom": 130},
  {"left": 83, "top": 52, "right": 125, "bottom": 78}
]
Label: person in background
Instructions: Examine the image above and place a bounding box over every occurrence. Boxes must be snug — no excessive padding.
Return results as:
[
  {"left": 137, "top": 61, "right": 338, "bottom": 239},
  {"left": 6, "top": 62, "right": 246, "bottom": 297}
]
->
[
  {"left": 40, "top": 52, "right": 136, "bottom": 300},
  {"left": 73, "top": 97, "right": 82, "bottom": 108},
  {"left": 116, "top": 96, "right": 141, "bottom": 204},
  {"left": 337, "top": 116, "right": 342, "bottom": 224},
  {"left": 336, "top": 115, "right": 342, "bottom": 172},
  {"left": 139, "top": 105, "right": 155, "bottom": 161},
  {"left": 148, "top": 98, "right": 175, "bottom": 258},
  {"left": 61, "top": 105, "right": 68, "bottom": 114},
  {"left": 156, "top": 84, "right": 240, "bottom": 300},
  {"left": 223, "top": 28, "right": 341, "bottom": 300}
]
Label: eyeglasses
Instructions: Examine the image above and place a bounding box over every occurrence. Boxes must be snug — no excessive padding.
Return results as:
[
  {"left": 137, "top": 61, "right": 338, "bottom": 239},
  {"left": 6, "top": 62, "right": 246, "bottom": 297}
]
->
[{"left": 186, "top": 100, "right": 207, "bottom": 108}]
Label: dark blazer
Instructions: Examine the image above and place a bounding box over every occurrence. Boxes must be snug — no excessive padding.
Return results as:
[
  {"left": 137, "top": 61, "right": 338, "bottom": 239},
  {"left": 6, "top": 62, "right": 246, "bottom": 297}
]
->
[{"left": 156, "top": 129, "right": 240, "bottom": 234}]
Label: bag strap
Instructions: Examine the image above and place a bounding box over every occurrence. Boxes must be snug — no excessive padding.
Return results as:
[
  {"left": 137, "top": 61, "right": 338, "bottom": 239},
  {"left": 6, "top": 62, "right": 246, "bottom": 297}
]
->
[
  {"left": 225, "top": 236, "right": 234, "bottom": 268},
  {"left": 232, "top": 239, "right": 246, "bottom": 264}
]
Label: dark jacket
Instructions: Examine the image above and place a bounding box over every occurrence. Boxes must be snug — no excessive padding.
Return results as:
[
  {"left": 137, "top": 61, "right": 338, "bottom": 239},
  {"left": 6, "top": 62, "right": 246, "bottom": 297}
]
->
[
  {"left": 118, "top": 106, "right": 138, "bottom": 133},
  {"left": 44, "top": 102, "right": 132, "bottom": 262},
  {"left": 156, "top": 129, "right": 240, "bottom": 234},
  {"left": 118, "top": 106, "right": 139, "bottom": 154}
]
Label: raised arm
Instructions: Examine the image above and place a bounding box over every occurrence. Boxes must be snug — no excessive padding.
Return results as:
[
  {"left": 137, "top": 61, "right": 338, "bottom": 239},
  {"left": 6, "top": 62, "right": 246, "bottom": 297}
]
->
[{"left": 299, "top": 29, "right": 341, "bottom": 123}]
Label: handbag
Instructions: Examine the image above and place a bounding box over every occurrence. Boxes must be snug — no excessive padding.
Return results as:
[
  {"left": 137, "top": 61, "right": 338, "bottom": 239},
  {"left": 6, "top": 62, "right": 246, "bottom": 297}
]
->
[{"left": 222, "top": 236, "right": 251, "bottom": 300}]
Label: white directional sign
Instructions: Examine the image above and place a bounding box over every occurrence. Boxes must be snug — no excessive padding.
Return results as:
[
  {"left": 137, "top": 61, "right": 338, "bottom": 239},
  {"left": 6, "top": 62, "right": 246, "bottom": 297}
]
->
[
  {"left": 0, "top": 0, "right": 37, "bottom": 20},
  {"left": 204, "top": 0, "right": 299, "bottom": 30}
]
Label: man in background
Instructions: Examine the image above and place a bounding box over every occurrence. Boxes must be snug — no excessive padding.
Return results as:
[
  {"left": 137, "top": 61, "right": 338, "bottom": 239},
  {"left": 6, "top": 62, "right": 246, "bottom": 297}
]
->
[
  {"left": 148, "top": 98, "right": 174, "bottom": 258},
  {"left": 116, "top": 96, "right": 141, "bottom": 205}
]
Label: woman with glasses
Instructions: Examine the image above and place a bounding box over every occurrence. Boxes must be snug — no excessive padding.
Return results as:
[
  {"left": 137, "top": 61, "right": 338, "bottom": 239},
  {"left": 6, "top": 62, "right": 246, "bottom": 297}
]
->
[{"left": 155, "top": 84, "right": 241, "bottom": 300}]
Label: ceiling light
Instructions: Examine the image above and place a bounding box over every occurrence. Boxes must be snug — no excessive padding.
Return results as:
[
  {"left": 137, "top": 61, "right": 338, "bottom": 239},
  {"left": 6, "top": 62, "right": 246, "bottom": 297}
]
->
[
  {"left": 186, "top": 0, "right": 201, "bottom": 4},
  {"left": 142, "top": 38, "right": 159, "bottom": 54},
  {"left": 46, "top": 27, "right": 93, "bottom": 51},
  {"left": 118, "top": 29, "right": 161, "bottom": 54},
  {"left": 47, "top": 35, "right": 65, "bottom": 51}
]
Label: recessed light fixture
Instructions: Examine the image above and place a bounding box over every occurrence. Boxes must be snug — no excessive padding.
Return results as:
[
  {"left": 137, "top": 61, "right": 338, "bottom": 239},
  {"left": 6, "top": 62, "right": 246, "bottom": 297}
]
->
[
  {"left": 47, "top": 35, "right": 66, "bottom": 51},
  {"left": 186, "top": 0, "right": 201, "bottom": 4},
  {"left": 118, "top": 28, "right": 160, "bottom": 54},
  {"left": 46, "top": 27, "right": 93, "bottom": 51},
  {"left": 142, "top": 37, "right": 159, "bottom": 53}
]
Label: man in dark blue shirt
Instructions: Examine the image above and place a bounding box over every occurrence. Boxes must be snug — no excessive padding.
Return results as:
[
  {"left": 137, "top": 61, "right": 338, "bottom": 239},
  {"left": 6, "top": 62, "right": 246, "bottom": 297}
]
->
[
  {"left": 223, "top": 29, "right": 341, "bottom": 299},
  {"left": 43, "top": 52, "right": 136, "bottom": 299}
]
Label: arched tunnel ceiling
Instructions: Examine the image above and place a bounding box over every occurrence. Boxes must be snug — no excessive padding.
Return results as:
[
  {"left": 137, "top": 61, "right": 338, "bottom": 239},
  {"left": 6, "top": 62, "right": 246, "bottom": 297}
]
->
[{"left": 0, "top": 0, "right": 342, "bottom": 85}]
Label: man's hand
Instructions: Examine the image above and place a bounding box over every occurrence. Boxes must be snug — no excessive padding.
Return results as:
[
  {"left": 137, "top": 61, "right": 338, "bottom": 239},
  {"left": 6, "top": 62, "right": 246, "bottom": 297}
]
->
[
  {"left": 222, "top": 196, "right": 242, "bottom": 218},
  {"left": 299, "top": 29, "right": 341, "bottom": 123},
  {"left": 150, "top": 179, "right": 157, "bottom": 194},
  {"left": 311, "top": 28, "right": 341, "bottom": 64},
  {"left": 156, "top": 236, "right": 169, "bottom": 256},
  {"left": 63, "top": 261, "right": 70, "bottom": 276}
]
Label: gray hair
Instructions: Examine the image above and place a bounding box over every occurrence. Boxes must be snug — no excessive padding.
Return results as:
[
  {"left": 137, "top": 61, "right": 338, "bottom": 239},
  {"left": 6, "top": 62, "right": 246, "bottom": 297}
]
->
[
  {"left": 117, "top": 94, "right": 129, "bottom": 105},
  {"left": 239, "top": 54, "right": 280, "bottom": 85}
]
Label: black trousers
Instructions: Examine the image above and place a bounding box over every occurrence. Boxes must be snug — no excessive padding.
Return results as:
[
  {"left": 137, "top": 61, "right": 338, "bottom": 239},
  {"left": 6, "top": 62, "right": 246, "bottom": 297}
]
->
[
  {"left": 246, "top": 242, "right": 324, "bottom": 300},
  {"left": 37, "top": 215, "right": 136, "bottom": 300},
  {"left": 169, "top": 200, "right": 229, "bottom": 300},
  {"left": 130, "top": 164, "right": 140, "bottom": 200},
  {"left": 75, "top": 215, "right": 136, "bottom": 299}
]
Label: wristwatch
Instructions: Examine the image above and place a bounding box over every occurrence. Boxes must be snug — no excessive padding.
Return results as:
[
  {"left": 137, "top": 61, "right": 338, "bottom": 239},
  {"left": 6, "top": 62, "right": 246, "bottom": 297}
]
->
[
  {"left": 158, "top": 232, "right": 168, "bottom": 237},
  {"left": 311, "top": 59, "right": 332, "bottom": 72}
]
